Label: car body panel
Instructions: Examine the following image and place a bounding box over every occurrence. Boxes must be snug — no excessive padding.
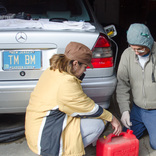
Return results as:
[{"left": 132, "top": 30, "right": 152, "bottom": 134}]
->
[{"left": 0, "top": 75, "right": 116, "bottom": 113}]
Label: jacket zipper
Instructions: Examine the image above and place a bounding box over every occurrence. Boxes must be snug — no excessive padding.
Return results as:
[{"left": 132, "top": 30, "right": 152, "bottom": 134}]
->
[
  {"left": 142, "top": 69, "right": 146, "bottom": 108},
  {"left": 136, "top": 56, "right": 147, "bottom": 108}
]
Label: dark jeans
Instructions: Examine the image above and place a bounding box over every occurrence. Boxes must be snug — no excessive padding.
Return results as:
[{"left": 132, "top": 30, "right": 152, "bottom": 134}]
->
[{"left": 123, "top": 103, "right": 156, "bottom": 150}]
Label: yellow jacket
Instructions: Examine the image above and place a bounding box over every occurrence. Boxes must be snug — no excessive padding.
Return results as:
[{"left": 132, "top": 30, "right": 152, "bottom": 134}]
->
[{"left": 25, "top": 68, "right": 112, "bottom": 156}]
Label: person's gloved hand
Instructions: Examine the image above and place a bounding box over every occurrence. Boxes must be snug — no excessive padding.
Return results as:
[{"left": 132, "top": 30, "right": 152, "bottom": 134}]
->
[{"left": 121, "top": 111, "right": 132, "bottom": 129}]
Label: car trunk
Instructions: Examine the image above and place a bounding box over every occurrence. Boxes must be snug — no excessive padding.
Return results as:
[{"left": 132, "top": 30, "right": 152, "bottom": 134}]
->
[{"left": 0, "top": 29, "right": 107, "bottom": 81}]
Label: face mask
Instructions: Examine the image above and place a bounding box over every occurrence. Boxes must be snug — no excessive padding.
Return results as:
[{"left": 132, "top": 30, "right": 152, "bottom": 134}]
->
[
  {"left": 79, "top": 73, "right": 85, "bottom": 81},
  {"left": 142, "top": 53, "right": 149, "bottom": 57}
]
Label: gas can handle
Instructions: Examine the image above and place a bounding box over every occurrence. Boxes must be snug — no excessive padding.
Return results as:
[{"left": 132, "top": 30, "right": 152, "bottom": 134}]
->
[{"left": 104, "top": 129, "right": 134, "bottom": 143}]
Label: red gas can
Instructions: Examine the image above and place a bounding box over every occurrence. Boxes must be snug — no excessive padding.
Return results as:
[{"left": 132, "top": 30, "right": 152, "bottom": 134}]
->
[{"left": 96, "top": 129, "right": 139, "bottom": 156}]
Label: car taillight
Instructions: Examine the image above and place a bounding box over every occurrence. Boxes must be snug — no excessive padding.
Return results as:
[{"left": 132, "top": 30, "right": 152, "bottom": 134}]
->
[{"left": 89, "top": 33, "right": 113, "bottom": 68}]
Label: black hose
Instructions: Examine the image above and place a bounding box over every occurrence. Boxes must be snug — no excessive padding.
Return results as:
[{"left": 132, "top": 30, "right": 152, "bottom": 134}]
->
[
  {"left": 0, "top": 126, "right": 25, "bottom": 143},
  {"left": 0, "top": 126, "right": 24, "bottom": 134},
  {"left": 0, "top": 130, "right": 25, "bottom": 143},
  {"left": 1, "top": 136, "right": 24, "bottom": 143}
]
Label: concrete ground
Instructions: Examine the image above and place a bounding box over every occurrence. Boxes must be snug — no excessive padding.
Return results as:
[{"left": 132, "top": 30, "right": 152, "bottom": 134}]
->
[
  {"left": 0, "top": 123, "right": 155, "bottom": 156},
  {"left": 0, "top": 96, "right": 156, "bottom": 156},
  {"left": 0, "top": 126, "right": 155, "bottom": 156}
]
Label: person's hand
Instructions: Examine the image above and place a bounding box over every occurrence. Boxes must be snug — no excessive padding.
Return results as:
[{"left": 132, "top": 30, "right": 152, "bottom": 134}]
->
[
  {"left": 110, "top": 115, "right": 122, "bottom": 136},
  {"left": 121, "top": 111, "right": 132, "bottom": 129}
]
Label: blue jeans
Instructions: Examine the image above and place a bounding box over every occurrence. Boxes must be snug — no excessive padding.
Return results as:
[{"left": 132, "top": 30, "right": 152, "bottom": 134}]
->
[{"left": 123, "top": 103, "right": 156, "bottom": 150}]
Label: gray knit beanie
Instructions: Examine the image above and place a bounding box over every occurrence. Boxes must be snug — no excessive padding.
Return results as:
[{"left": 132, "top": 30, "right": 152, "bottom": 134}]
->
[{"left": 127, "top": 23, "right": 154, "bottom": 50}]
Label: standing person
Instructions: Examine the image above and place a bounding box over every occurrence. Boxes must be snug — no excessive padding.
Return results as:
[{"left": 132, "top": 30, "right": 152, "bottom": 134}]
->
[
  {"left": 116, "top": 23, "right": 156, "bottom": 149},
  {"left": 25, "top": 42, "right": 122, "bottom": 156}
]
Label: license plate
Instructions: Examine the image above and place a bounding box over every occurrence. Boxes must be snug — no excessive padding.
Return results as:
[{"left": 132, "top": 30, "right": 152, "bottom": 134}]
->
[{"left": 3, "top": 50, "right": 42, "bottom": 70}]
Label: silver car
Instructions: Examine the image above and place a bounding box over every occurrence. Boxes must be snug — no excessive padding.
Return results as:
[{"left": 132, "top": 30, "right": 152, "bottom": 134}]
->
[{"left": 0, "top": 0, "right": 118, "bottom": 113}]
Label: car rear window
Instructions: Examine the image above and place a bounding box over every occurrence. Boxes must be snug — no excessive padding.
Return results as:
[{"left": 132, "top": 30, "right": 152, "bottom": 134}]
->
[{"left": 0, "top": 0, "right": 91, "bottom": 22}]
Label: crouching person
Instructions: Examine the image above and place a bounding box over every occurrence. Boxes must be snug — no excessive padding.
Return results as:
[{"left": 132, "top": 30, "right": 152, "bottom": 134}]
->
[{"left": 25, "top": 42, "right": 122, "bottom": 156}]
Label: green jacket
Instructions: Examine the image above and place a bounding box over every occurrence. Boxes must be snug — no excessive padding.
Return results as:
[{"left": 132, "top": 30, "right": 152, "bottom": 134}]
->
[
  {"left": 25, "top": 68, "right": 112, "bottom": 156},
  {"left": 116, "top": 42, "right": 156, "bottom": 114}
]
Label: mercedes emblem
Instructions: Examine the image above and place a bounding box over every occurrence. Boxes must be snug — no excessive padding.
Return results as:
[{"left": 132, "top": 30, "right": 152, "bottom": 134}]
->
[{"left": 15, "top": 32, "right": 27, "bottom": 43}]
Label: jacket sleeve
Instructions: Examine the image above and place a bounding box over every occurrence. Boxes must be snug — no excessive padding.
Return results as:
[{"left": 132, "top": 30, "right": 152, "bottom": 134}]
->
[
  {"left": 57, "top": 76, "right": 112, "bottom": 122},
  {"left": 116, "top": 51, "right": 131, "bottom": 114}
]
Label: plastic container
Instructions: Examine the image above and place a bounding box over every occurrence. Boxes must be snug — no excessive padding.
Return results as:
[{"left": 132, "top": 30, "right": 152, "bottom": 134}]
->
[{"left": 96, "top": 129, "right": 139, "bottom": 156}]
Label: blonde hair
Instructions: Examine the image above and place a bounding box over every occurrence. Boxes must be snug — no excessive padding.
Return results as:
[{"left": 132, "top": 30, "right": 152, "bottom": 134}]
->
[{"left": 49, "top": 54, "right": 74, "bottom": 75}]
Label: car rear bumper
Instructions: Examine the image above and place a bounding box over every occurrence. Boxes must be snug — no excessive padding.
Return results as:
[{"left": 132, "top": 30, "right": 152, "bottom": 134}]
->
[
  {"left": 0, "top": 81, "right": 36, "bottom": 113},
  {"left": 82, "top": 74, "right": 117, "bottom": 109},
  {"left": 0, "top": 75, "right": 117, "bottom": 113}
]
